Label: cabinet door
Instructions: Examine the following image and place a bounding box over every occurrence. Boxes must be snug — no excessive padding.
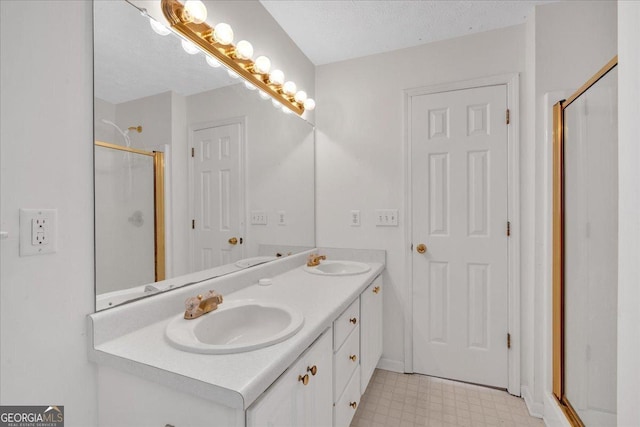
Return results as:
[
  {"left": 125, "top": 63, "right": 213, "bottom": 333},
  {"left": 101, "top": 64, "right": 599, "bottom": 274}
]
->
[
  {"left": 360, "top": 279, "right": 383, "bottom": 393},
  {"left": 247, "top": 329, "right": 332, "bottom": 427}
]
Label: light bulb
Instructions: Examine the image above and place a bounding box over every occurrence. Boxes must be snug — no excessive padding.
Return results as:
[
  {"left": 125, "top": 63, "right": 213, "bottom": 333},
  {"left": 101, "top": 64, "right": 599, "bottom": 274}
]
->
[
  {"left": 181, "top": 39, "right": 199, "bottom": 55},
  {"left": 282, "top": 81, "right": 297, "bottom": 96},
  {"left": 282, "top": 106, "right": 292, "bottom": 114},
  {"left": 258, "top": 90, "right": 270, "bottom": 100},
  {"left": 294, "top": 90, "right": 307, "bottom": 104},
  {"left": 213, "top": 23, "right": 234, "bottom": 45},
  {"left": 272, "top": 99, "right": 282, "bottom": 109},
  {"left": 206, "top": 56, "right": 221, "bottom": 68},
  {"left": 269, "top": 69, "right": 284, "bottom": 86},
  {"left": 253, "top": 56, "right": 271, "bottom": 74},
  {"left": 235, "top": 40, "right": 253, "bottom": 60},
  {"left": 227, "top": 69, "right": 239, "bottom": 79},
  {"left": 149, "top": 17, "right": 171, "bottom": 36},
  {"left": 304, "top": 98, "right": 316, "bottom": 111},
  {"left": 184, "top": 0, "right": 207, "bottom": 24},
  {"left": 244, "top": 81, "right": 257, "bottom": 91}
]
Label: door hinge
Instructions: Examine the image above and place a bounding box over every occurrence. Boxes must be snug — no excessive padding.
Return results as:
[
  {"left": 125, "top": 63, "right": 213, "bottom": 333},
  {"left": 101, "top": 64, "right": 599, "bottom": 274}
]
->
[
  {"left": 507, "top": 333, "right": 511, "bottom": 349},
  {"left": 507, "top": 221, "right": 511, "bottom": 236},
  {"left": 192, "top": 219, "right": 195, "bottom": 229},
  {"left": 506, "top": 109, "right": 510, "bottom": 125},
  {"left": 191, "top": 147, "right": 195, "bottom": 157}
]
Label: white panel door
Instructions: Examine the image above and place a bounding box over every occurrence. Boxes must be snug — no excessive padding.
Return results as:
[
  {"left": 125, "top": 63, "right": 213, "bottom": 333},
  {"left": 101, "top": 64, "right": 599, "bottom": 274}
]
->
[
  {"left": 192, "top": 123, "right": 243, "bottom": 271},
  {"left": 411, "top": 85, "right": 509, "bottom": 388}
]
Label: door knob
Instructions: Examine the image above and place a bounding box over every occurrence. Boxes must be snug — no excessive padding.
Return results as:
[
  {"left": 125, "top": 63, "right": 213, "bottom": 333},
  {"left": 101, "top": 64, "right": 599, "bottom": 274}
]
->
[
  {"left": 228, "top": 237, "right": 238, "bottom": 245},
  {"left": 416, "top": 243, "right": 427, "bottom": 254}
]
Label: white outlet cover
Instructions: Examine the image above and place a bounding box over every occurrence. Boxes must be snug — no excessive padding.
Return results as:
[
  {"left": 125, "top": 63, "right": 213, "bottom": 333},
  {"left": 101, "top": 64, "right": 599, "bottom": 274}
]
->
[
  {"left": 19, "top": 208, "right": 57, "bottom": 256},
  {"left": 350, "top": 210, "right": 361, "bottom": 226},
  {"left": 277, "top": 211, "right": 286, "bottom": 225}
]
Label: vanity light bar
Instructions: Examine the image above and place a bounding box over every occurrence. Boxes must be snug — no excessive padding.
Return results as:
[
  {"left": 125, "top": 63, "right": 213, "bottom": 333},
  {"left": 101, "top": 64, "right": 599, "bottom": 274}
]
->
[{"left": 160, "top": 0, "right": 314, "bottom": 116}]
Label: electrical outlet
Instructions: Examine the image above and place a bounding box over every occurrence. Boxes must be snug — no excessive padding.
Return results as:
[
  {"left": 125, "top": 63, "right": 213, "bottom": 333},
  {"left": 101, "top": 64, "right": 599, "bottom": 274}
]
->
[
  {"left": 277, "top": 211, "right": 286, "bottom": 226},
  {"left": 350, "top": 210, "right": 361, "bottom": 226},
  {"left": 19, "top": 208, "right": 57, "bottom": 256},
  {"left": 251, "top": 211, "right": 267, "bottom": 225},
  {"left": 375, "top": 209, "right": 399, "bottom": 226}
]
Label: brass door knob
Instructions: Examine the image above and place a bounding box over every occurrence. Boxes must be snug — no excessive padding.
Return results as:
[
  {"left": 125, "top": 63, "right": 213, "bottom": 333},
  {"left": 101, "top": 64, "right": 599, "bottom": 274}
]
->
[
  {"left": 307, "top": 365, "right": 318, "bottom": 376},
  {"left": 416, "top": 243, "right": 427, "bottom": 253},
  {"left": 349, "top": 402, "right": 357, "bottom": 409},
  {"left": 228, "top": 237, "right": 238, "bottom": 245},
  {"left": 350, "top": 317, "right": 357, "bottom": 325},
  {"left": 298, "top": 374, "right": 309, "bottom": 385},
  {"left": 373, "top": 286, "right": 381, "bottom": 294},
  {"left": 349, "top": 354, "right": 357, "bottom": 362}
]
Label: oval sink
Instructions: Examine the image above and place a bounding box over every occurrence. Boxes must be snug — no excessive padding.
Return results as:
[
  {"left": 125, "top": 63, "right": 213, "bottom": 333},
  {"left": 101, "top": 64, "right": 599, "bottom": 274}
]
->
[
  {"left": 165, "top": 300, "right": 304, "bottom": 354},
  {"left": 304, "top": 260, "right": 371, "bottom": 276}
]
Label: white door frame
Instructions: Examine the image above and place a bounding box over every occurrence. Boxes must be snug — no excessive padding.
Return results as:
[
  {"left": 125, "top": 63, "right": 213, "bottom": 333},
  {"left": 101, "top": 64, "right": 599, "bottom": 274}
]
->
[
  {"left": 403, "top": 74, "right": 521, "bottom": 395},
  {"left": 188, "top": 116, "right": 247, "bottom": 273}
]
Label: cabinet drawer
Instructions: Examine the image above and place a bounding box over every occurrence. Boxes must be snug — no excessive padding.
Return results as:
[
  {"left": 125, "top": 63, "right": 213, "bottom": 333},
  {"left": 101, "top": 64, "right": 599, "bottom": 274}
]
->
[
  {"left": 333, "top": 366, "right": 361, "bottom": 427},
  {"left": 333, "top": 325, "right": 360, "bottom": 399},
  {"left": 333, "top": 299, "right": 360, "bottom": 350}
]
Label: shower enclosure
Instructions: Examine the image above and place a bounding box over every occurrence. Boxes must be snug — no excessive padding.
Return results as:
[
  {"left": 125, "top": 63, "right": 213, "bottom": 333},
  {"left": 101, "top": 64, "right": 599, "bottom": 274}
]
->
[{"left": 94, "top": 141, "right": 165, "bottom": 298}]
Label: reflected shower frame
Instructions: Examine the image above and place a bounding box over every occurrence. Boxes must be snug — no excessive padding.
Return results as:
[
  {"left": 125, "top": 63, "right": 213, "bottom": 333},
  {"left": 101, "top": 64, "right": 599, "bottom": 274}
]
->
[
  {"left": 552, "top": 55, "right": 618, "bottom": 427},
  {"left": 95, "top": 140, "right": 166, "bottom": 282}
]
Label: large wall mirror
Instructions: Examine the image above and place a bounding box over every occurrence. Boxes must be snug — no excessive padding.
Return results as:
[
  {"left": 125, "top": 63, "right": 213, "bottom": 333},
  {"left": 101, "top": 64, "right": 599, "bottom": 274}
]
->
[
  {"left": 553, "top": 57, "right": 618, "bottom": 427},
  {"left": 94, "top": 0, "right": 315, "bottom": 311}
]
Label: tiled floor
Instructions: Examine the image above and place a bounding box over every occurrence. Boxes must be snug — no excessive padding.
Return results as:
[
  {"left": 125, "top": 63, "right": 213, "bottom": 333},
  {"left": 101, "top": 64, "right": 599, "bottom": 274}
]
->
[{"left": 351, "top": 369, "right": 544, "bottom": 427}]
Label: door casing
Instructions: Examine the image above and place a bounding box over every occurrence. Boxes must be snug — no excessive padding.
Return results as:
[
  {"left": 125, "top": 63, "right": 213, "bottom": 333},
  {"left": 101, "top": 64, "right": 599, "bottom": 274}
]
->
[{"left": 404, "top": 74, "right": 521, "bottom": 396}]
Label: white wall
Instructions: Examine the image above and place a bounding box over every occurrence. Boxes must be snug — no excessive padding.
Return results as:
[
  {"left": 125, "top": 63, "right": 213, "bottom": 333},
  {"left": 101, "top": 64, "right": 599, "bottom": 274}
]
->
[
  {"left": 316, "top": 24, "right": 526, "bottom": 370},
  {"left": 0, "top": 1, "right": 97, "bottom": 425},
  {"left": 617, "top": 1, "right": 640, "bottom": 425}
]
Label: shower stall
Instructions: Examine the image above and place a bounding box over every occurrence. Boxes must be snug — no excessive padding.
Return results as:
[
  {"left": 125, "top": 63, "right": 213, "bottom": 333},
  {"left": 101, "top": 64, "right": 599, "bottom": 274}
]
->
[{"left": 94, "top": 140, "right": 165, "bottom": 297}]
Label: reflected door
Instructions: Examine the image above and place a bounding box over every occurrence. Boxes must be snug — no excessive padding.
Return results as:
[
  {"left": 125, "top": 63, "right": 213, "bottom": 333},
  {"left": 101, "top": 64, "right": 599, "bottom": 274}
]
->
[
  {"left": 411, "top": 85, "right": 509, "bottom": 388},
  {"left": 192, "top": 123, "right": 243, "bottom": 270}
]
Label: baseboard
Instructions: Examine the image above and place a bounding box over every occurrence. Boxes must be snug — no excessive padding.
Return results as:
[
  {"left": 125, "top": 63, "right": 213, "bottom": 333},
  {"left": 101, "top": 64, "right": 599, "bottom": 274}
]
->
[
  {"left": 376, "top": 357, "right": 404, "bottom": 373},
  {"left": 543, "top": 391, "right": 572, "bottom": 427},
  {"left": 521, "top": 385, "right": 544, "bottom": 418}
]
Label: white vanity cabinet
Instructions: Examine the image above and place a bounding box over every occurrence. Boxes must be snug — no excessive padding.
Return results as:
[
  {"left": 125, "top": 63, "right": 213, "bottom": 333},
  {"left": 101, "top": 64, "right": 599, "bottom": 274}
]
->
[
  {"left": 332, "top": 299, "right": 361, "bottom": 427},
  {"left": 247, "top": 329, "right": 333, "bottom": 427},
  {"left": 360, "top": 279, "right": 383, "bottom": 393}
]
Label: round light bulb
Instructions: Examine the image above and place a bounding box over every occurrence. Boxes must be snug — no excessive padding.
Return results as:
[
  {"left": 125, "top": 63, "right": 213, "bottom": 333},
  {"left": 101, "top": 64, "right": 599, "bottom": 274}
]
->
[
  {"left": 294, "top": 90, "right": 307, "bottom": 104},
  {"left": 258, "top": 90, "right": 270, "bottom": 100},
  {"left": 303, "top": 98, "right": 316, "bottom": 111},
  {"left": 282, "top": 81, "right": 297, "bottom": 96},
  {"left": 206, "top": 56, "right": 221, "bottom": 68},
  {"left": 244, "top": 81, "right": 257, "bottom": 91},
  {"left": 149, "top": 17, "right": 171, "bottom": 36},
  {"left": 269, "top": 69, "right": 284, "bottom": 86},
  {"left": 213, "top": 23, "right": 234, "bottom": 45},
  {"left": 181, "top": 39, "right": 199, "bottom": 55},
  {"left": 282, "top": 106, "right": 292, "bottom": 114},
  {"left": 227, "top": 69, "right": 239, "bottom": 79},
  {"left": 235, "top": 40, "right": 253, "bottom": 60},
  {"left": 184, "top": 0, "right": 207, "bottom": 24},
  {"left": 253, "top": 56, "right": 271, "bottom": 74},
  {"left": 272, "top": 99, "right": 282, "bottom": 109}
]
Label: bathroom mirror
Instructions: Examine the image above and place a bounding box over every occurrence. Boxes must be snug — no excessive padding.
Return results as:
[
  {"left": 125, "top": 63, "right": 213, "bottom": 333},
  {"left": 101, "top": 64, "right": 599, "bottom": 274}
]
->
[
  {"left": 94, "top": 0, "right": 315, "bottom": 311},
  {"left": 553, "top": 57, "right": 618, "bottom": 426}
]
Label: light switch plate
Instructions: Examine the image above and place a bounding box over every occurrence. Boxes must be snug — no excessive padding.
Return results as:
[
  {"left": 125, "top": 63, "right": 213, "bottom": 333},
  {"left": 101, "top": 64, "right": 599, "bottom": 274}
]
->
[
  {"left": 251, "top": 211, "right": 267, "bottom": 225},
  {"left": 19, "top": 208, "right": 57, "bottom": 256},
  {"left": 375, "top": 209, "right": 399, "bottom": 226}
]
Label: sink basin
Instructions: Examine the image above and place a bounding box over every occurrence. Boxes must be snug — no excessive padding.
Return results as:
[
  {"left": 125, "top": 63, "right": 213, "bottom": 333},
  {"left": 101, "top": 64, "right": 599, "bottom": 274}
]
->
[
  {"left": 165, "top": 300, "right": 304, "bottom": 354},
  {"left": 304, "top": 260, "right": 371, "bottom": 276}
]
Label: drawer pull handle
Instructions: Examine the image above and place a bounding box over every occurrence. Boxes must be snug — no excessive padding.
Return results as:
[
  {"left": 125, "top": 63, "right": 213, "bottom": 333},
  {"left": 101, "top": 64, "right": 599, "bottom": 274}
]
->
[
  {"left": 307, "top": 365, "right": 318, "bottom": 376},
  {"left": 349, "top": 317, "right": 357, "bottom": 325},
  {"left": 349, "top": 401, "right": 357, "bottom": 409},
  {"left": 298, "top": 374, "right": 309, "bottom": 385},
  {"left": 349, "top": 354, "right": 357, "bottom": 362},
  {"left": 373, "top": 286, "right": 380, "bottom": 294}
]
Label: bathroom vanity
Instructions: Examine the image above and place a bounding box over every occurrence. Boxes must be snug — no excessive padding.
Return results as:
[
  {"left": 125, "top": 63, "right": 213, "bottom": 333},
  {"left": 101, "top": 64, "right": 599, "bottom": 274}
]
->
[{"left": 89, "top": 249, "right": 384, "bottom": 427}]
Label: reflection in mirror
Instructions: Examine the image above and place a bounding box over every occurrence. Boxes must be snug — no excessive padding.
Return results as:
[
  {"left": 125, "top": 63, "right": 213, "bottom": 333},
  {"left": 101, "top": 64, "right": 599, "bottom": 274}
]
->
[{"left": 94, "top": 0, "right": 315, "bottom": 311}]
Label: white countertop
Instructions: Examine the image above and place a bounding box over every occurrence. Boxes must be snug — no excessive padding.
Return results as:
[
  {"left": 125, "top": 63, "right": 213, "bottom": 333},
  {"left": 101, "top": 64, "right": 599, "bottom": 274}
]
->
[{"left": 89, "top": 254, "right": 384, "bottom": 410}]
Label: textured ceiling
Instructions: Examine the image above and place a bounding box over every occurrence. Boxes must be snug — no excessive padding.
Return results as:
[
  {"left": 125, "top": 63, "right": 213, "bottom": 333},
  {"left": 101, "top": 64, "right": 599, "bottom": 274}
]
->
[{"left": 259, "top": 0, "right": 553, "bottom": 65}]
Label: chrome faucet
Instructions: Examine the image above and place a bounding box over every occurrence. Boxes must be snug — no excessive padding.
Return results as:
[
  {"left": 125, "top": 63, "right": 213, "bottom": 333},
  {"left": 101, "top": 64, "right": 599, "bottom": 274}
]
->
[
  {"left": 307, "top": 253, "right": 326, "bottom": 267},
  {"left": 184, "top": 290, "right": 223, "bottom": 320}
]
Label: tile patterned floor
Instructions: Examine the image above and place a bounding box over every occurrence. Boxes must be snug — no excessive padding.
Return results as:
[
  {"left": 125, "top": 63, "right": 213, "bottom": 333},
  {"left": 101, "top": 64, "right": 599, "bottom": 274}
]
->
[{"left": 351, "top": 369, "right": 544, "bottom": 427}]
